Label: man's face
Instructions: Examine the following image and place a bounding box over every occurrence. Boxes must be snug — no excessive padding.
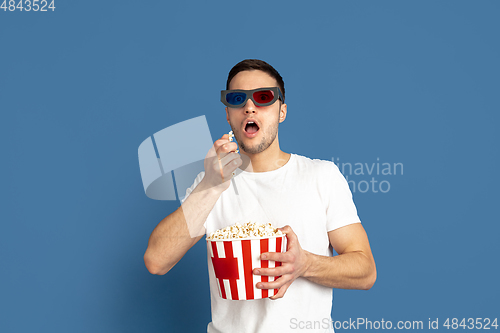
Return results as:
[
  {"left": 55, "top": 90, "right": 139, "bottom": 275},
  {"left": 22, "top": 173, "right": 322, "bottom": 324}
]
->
[{"left": 225, "top": 70, "right": 287, "bottom": 155}]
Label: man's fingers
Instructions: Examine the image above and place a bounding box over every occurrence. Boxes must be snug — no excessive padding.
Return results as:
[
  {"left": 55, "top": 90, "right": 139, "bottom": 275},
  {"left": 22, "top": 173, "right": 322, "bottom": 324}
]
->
[
  {"left": 216, "top": 141, "right": 239, "bottom": 159},
  {"left": 279, "top": 225, "right": 294, "bottom": 236},
  {"left": 220, "top": 153, "right": 242, "bottom": 176},
  {"left": 208, "top": 135, "right": 236, "bottom": 159},
  {"left": 201, "top": 134, "right": 241, "bottom": 190},
  {"left": 260, "top": 251, "right": 288, "bottom": 263},
  {"left": 219, "top": 151, "right": 241, "bottom": 167},
  {"left": 206, "top": 152, "right": 240, "bottom": 175},
  {"left": 206, "top": 135, "right": 228, "bottom": 158},
  {"left": 256, "top": 276, "right": 290, "bottom": 290},
  {"left": 269, "top": 282, "right": 291, "bottom": 300},
  {"left": 279, "top": 225, "right": 298, "bottom": 248},
  {"left": 253, "top": 266, "right": 289, "bottom": 277},
  {"left": 213, "top": 134, "right": 229, "bottom": 150}
]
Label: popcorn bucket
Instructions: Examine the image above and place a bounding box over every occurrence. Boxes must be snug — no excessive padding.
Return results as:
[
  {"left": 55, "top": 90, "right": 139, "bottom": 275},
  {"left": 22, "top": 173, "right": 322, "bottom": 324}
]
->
[{"left": 207, "top": 235, "right": 287, "bottom": 300}]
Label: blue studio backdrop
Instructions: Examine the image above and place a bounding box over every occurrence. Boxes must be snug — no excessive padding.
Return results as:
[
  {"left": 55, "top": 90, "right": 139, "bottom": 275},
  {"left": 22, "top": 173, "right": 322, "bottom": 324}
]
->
[{"left": 1, "top": 1, "right": 499, "bottom": 332}]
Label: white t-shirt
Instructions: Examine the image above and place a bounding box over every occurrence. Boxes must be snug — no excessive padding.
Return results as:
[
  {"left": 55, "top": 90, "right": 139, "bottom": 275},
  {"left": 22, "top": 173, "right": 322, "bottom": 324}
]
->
[{"left": 183, "top": 154, "right": 361, "bottom": 333}]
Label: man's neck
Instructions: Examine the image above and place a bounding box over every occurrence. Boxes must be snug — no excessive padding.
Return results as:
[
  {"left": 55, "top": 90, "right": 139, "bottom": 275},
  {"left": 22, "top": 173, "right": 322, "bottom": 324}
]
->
[{"left": 239, "top": 140, "right": 291, "bottom": 173}]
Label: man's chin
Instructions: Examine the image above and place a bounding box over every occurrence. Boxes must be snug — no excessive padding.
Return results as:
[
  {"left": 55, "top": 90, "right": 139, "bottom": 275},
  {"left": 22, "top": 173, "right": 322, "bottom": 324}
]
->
[{"left": 240, "top": 141, "right": 268, "bottom": 155}]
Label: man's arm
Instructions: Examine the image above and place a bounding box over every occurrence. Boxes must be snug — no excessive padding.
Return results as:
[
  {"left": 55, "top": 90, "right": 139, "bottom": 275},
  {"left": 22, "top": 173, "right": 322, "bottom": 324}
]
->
[
  {"left": 304, "top": 223, "right": 376, "bottom": 289},
  {"left": 254, "top": 223, "right": 376, "bottom": 299},
  {"left": 143, "top": 134, "right": 241, "bottom": 275},
  {"left": 143, "top": 183, "right": 222, "bottom": 275}
]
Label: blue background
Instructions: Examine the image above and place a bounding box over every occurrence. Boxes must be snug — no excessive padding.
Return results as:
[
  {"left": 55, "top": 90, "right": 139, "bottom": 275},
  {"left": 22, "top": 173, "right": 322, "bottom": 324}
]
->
[{"left": 1, "top": 1, "right": 499, "bottom": 332}]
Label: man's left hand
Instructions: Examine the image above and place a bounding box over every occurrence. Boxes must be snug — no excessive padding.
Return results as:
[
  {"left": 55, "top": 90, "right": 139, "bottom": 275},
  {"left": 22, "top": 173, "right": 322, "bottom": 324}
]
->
[{"left": 253, "top": 225, "right": 309, "bottom": 300}]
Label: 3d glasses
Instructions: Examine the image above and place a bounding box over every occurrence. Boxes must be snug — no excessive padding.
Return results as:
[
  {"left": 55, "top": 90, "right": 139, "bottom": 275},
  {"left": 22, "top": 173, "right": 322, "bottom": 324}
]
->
[{"left": 221, "top": 87, "right": 284, "bottom": 108}]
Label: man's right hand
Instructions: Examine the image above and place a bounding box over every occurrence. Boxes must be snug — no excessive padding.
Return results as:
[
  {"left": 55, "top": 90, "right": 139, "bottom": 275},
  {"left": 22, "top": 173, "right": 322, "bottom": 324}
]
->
[
  {"left": 201, "top": 134, "right": 242, "bottom": 192},
  {"left": 144, "top": 134, "right": 242, "bottom": 275}
]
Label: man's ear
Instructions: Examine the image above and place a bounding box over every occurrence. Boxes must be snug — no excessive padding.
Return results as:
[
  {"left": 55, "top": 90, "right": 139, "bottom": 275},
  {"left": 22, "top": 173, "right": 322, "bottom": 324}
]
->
[
  {"left": 279, "top": 103, "right": 287, "bottom": 123},
  {"left": 226, "top": 107, "right": 230, "bottom": 124}
]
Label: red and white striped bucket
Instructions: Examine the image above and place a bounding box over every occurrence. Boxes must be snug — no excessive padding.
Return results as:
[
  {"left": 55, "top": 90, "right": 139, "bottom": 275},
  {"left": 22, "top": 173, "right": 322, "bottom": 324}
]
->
[{"left": 207, "top": 235, "right": 287, "bottom": 300}]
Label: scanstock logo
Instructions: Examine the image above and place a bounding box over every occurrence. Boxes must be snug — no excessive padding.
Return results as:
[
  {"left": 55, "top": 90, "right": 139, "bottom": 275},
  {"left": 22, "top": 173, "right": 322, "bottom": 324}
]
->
[{"left": 138, "top": 116, "right": 213, "bottom": 201}]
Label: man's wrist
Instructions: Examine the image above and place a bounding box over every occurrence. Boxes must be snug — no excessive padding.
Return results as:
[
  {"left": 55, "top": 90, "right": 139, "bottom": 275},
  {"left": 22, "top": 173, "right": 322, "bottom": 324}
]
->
[
  {"left": 196, "top": 178, "right": 226, "bottom": 197},
  {"left": 302, "top": 250, "right": 317, "bottom": 279}
]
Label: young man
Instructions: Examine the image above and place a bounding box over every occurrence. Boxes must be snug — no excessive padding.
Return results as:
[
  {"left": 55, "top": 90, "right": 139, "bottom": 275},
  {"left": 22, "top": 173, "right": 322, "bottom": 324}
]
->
[{"left": 144, "top": 59, "right": 376, "bottom": 332}]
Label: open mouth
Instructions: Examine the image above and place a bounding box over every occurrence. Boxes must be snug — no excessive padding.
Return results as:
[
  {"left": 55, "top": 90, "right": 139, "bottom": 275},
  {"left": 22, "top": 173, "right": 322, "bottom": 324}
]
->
[{"left": 244, "top": 120, "right": 260, "bottom": 134}]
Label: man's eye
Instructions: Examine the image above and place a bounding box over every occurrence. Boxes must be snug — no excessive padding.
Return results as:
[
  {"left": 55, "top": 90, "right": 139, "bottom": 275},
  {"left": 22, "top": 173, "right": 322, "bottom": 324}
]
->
[
  {"left": 227, "top": 93, "right": 246, "bottom": 104},
  {"left": 255, "top": 91, "right": 273, "bottom": 102}
]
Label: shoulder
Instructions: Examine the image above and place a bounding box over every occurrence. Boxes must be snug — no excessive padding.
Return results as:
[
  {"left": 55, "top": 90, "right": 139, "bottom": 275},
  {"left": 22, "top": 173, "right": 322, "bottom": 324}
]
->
[{"left": 292, "top": 154, "right": 341, "bottom": 175}]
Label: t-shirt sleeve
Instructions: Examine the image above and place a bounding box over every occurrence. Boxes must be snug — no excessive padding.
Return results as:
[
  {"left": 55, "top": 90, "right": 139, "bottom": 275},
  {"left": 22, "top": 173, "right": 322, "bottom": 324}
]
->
[
  {"left": 324, "top": 162, "right": 361, "bottom": 232},
  {"left": 180, "top": 171, "right": 205, "bottom": 204}
]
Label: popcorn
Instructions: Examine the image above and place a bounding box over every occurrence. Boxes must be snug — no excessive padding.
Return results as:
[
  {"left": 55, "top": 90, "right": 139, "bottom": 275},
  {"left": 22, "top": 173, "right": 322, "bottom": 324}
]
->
[
  {"left": 228, "top": 130, "right": 238, "bottom": 177},
  {"left": 207, "top": 222, "right": 283, "bottom": 240},
  {"left": 228, "top": 130, "right": 239, "bottom": 153}
]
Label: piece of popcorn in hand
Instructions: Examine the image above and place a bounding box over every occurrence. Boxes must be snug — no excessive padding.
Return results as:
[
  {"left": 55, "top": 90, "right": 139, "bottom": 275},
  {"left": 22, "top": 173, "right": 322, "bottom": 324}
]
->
[
  {"left": 228, "top": 130, "right": 239, "bottom": 176},
  {"left": 228, "top": 131, "right": 239, "bottom": 153}
]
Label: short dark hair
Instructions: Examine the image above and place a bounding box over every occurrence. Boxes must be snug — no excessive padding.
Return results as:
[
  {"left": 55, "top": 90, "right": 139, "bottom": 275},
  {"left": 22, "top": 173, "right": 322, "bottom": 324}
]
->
[{"left": 226, "top": 59, "right": 285, "bottom": 102}]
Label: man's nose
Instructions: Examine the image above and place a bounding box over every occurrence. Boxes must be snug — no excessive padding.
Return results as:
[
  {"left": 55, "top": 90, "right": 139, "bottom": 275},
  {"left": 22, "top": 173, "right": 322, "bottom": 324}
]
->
[{"left": 244, "top": 98, "right": 257, "bottom": 113}]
